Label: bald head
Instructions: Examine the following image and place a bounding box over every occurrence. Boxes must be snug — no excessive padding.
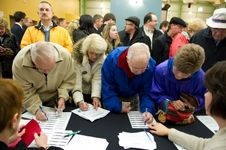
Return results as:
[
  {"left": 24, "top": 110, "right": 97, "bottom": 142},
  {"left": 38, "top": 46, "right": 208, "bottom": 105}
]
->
[
  {"left": 31, "top": 42, "right": 57, "bottom": 74},
  {"left": 127, "top": 43, "right": 150, "bottom": 75}
]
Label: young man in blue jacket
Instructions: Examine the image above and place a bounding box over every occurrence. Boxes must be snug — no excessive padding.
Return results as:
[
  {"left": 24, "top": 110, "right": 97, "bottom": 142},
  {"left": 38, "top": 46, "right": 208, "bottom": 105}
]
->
[{"left": 102, "top": 42, "right": 156, "bottom": 122}]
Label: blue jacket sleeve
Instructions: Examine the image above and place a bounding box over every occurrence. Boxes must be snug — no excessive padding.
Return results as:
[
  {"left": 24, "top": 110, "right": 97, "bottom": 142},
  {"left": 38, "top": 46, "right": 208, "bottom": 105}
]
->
[
  {"left": 101, "top": 57, "right": 122, "bottom": 112},
  {"left": 150, "top": 69, "right": 173, "bottom": 109}
]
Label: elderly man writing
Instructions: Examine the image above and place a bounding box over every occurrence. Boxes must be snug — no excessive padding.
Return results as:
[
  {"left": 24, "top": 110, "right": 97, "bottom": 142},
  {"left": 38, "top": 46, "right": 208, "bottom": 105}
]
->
[
  {"left": 101, "top": 42, "right": 156, "bottom": 122},
  {"left": 12, "top": 41, "right": 76, "bottom": 121}
]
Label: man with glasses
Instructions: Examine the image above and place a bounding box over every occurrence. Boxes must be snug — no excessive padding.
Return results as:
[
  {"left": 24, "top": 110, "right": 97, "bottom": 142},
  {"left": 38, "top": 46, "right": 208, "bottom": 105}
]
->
[
  {"left": 12, "top": 41, "right": 76, "bottom": 121},
  {"left": 190, "top": 8, "right": 226, "bottom": 72},
  {"left": 102, "top": 42, "right": 156, "bottom": 123}
]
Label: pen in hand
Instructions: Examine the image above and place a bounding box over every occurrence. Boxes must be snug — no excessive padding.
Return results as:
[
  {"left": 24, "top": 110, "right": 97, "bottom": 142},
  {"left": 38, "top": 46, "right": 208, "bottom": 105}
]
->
[
  {"left": 64, "top": 130, "right": 81, "bottom": 137},
  {"left": 39, "top": 106, "right": 48, "bottom": 121}
]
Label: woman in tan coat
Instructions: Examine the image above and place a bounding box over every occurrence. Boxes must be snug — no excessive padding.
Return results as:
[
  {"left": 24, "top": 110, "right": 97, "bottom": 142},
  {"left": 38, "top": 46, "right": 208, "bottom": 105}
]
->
[{"left": 72, "top": 33, "right": 107, "bottom": 111}]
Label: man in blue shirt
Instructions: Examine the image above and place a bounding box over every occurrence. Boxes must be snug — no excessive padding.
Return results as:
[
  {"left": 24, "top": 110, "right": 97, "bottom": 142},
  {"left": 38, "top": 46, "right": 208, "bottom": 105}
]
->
[{"left": 102, "top": 43, "right": 156, "bottom": 122}]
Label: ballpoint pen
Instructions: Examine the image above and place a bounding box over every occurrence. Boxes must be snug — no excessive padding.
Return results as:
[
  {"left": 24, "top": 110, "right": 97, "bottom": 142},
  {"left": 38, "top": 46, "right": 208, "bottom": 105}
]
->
[
  {"left": 39, "top": 106, "right": 48, "bottom": 121},
  {"left": 64, "top": 130, "right": 81, "bottom": 137},
  {"left": 144, "top": 108, "right": 153, "bottom": 141}
]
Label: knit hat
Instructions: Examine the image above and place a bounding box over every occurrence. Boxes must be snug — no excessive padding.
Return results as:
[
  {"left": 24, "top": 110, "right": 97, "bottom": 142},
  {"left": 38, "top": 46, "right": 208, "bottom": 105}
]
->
[
  {"left": 206, "top": 8, "right": 226, "bottom": 29},
  {"left": 125, "top": 16, "right": 140, "bottom": 28},
  {"left": 169, "top": 17, "right": 187, "bottom": 27}
]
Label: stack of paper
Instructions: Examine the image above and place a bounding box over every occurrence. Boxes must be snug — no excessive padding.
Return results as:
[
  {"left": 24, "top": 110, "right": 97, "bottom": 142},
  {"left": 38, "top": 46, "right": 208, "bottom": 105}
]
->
[
  {"left": 72, "top": 104, "right": 110, "bottom": 122},
  {"left": 118, "top": 131, "right": 156, "bottom": 150},
  {"left": 128, "top": 111, "right": 148, "bottom": 129},
  {"left": 197, "top": 115, "right": 219, "bottom": 133},
  {"left": 65, "top": 134, "right": 109, "bottom": 150}
]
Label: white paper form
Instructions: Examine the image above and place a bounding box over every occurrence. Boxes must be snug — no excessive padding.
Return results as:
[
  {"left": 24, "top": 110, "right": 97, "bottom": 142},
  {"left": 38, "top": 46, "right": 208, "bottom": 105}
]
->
[
  {"left": 72, "top": 104, "right": 110, "bottom": 122},
  {"left": 29, "top": 130, "right": 73, "bottom": 149},
  {"left": 127, "top": 111, "right": 148, "bottom": 129},
  {"left": 118, "top": 131, "right": 156, "bottom": 150},
  {"left": 65, "top": 134, "right": 109, "bottom": 150},
  {"left": 197, "top": 115, "right": 219, "bottom": 133}
]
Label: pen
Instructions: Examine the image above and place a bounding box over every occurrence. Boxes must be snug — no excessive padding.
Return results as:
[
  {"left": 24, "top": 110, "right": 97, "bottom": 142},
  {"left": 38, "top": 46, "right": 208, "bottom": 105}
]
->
[
  {"left": 39, "top": 106, "right": 48, "bottom": 121},
  {"left": 64, "top": 130, "right": 81, "bottom": 137}
]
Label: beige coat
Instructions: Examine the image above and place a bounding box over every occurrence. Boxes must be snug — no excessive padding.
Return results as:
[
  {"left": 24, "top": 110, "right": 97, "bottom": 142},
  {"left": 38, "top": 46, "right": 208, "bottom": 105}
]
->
[
  {"left": 72, "top": 54, "right": 104, "bottom": 104},
  {"left": 169, "top": 127, "right": 226, "bottom": 150},
  {"left": 12, "top": 43, "right": 76, "bottom": 114}
]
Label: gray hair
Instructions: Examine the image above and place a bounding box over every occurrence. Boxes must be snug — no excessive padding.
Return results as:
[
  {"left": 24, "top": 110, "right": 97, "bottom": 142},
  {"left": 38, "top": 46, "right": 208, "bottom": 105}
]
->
[
  {"left": 127, "top": 43, "right": 150, "bottom": 61},
  {"left": 30, "top": 41, "right": 57, "bottom": 64}
]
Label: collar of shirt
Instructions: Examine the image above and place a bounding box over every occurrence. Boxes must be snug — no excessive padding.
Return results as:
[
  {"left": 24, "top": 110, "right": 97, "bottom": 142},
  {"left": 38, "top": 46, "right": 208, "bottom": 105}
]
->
[
  {"left": 117, "top": 48, "right": 135, "bottom": 80},
  {"left": 41, "top": 22, "right": 53, "bottom": 31},
  {"left": 15, "top": 22, "right": 23, "bottom": 29}
]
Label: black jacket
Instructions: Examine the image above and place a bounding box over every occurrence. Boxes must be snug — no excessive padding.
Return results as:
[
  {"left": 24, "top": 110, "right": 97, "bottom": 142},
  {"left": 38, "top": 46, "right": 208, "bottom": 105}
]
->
[
  {"left": 152, "top": 32, "right": 172, "bottom": 65},
  {"left": 118, "top": 29, "right": 152, "bottom": 52},
  {"left": 140, "top": 26, "right": 162, "bottom": 47},
  {"left": 11, "top": 24, "right": 25, "bottom": 48},
  {"left": 190, "top": 28, "right": 226, "bottom": 71}
]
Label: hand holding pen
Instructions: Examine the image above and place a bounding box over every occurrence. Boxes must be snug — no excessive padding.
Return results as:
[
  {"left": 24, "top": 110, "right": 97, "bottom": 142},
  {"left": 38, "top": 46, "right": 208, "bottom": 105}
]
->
[
  {"left": 35, "top": 106, "right": 48, "bottom": 121},
  {"left": 143, "top": 108, "right": 156, "bottom": 125}
]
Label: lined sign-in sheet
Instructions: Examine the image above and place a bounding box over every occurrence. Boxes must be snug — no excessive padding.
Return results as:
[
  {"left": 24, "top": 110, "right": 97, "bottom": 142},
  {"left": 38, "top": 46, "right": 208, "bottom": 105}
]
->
[{"left": 127, "top": 111, "right": 148, "bottom": 129}]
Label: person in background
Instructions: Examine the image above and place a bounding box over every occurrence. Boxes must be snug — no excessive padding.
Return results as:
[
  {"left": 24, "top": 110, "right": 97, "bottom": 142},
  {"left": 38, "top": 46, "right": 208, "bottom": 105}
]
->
[
  {"left": 23, "top": 17, "right": 33, "bottom": 30},
  {"left": 66, "top": 20, "right": 79, "bottom": 43},
  {"left": 97, "top": 13, "right": 116, "bottom": 35},
  {"left": 152, "top": 17, "right": 186, "bottom": 64},
  {"left": 141, "top": 12, "right": 162, "bottom": 48},
  {"left": 169, "top": 18, "right": 206, "bottom": 57},
  {"left": 72, "top": 14, "right": 95, "bottom": 43},
  {"left": 52, "top": 15, "right": 58, "bottom": 25},
  {"left": 11, "top": 11, "right": 26, "bottom": 48},
  {"left": 101, "top": 42, "right": 156, "bottom": 124},
  {"left": 13, "top": 41, "right": 76, "bottom": 121},
  {"left": 21, "top": 1, "right": 72, "bottom": 53},
  {"left": 149, "top": 61, "right": 226, "bottom": 150},
  {"left": 190, "top": 8, "right": 226, "bottom": 71},
  {"left": 72, "top": 34, "right": 107, "bottom": 111},
  {"left": 0, "top": 79, "right": 63, "bottom": 150},
  {"left": 159, "top": 20, "right": 169, "bottom": 34},
  {"left": 93, "top": 14, "right": 103, "bottom": 33},
  {"left": 0, "top": 18, "right": 18, "bottom": 78},
  {"left": 119, "top": 16, "right": 151, "bottom": 51},
  {"left": 102, "top": 22, "right": 121, "bottom": 54},
  {"left": 150, "top": 44, "right": 206, "bottom": 119},
  {"left": 58, "top": 18, "right": 67, "bottom": 28}
]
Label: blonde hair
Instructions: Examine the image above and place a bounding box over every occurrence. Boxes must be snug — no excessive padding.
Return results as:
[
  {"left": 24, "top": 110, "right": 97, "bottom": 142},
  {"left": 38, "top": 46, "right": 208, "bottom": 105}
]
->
[
  {"left": 73, "top": 33, "right": 107, "bottom": 63},
  {"left": 0, "top": 18, "right": 8, "bottom": 27},
  {"left": 187, "top": 18, "right": 206, "bottom": 37},
  {"left": 174, "top": 43, "right": 205, "bottom": 74},
  {"left": 102, "top": 23, "right": 121, "bottom": 54},
  {"left": 66, "top": 20, "right": 79, "bottom": 43}
]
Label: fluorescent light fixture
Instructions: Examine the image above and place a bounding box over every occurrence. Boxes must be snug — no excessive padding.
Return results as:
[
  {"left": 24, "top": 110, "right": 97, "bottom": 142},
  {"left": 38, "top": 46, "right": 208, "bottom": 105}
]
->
[{"left": 197, "top": 7, "right": 203, "bottom": 12}]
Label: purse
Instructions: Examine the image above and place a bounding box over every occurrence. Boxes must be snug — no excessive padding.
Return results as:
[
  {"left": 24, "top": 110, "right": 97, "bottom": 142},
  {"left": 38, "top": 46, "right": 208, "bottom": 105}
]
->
[{"left": 156, "top": 93, "right": 199, "bottom": 124}]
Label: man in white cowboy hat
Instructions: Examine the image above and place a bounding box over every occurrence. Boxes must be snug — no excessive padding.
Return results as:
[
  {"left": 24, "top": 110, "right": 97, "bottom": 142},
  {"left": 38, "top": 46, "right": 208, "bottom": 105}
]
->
[{"left": 190, "top": 8, "right": 226, "bottom": 71}]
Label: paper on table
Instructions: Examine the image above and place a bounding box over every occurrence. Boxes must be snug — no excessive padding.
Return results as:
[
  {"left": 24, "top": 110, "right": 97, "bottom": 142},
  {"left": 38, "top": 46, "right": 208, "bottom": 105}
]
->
[
  {"left": 128, "top": 111, "right": 148, "bottom": 129},
  {"left": 65, "top": 134, "right": 109, "bottom": 150},
  {"left": 197, "top": 115, "right": 219, "bottom": 133},
  {"left": 118, "top": 131, "right": 156, "bottom": 150},
  {"left": 72, "top": 104, "right": 110, "bottom": 122},
  {"left": 29, "top": 130, "right": 73, "bottom": 149}
]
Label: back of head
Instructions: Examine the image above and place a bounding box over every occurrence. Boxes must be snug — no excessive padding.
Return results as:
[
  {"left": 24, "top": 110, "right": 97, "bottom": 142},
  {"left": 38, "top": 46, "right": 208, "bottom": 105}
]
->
[
  {"left": 127, "top": 42, "right": 150, "bottom": 62},
  {"left": 143, "top": 12, "right": 155, "bottom": 24},
  {"left": 187, "top": 18, "right": 206, "bottom": 36},
  {"left": 160, "top": 20, "right": 169, "bottom": 29},
  {"left": 93, "top": 14, "right": 103, "bottom": 23},
  {"left": 14, "top": 11, "right": 26, "bottom": 22},
  {"left": 174, "top": 43, "right": 205, "bottom": 74},
  {"left": 0, "top": 79, "right": 24, "bottom": 132},
  {"left": 103, "top": 13, "right": 116, "bottom": 23},
  {"left": 81, "top": 33, "right": 107, "bottom": 55},
  {"left": 79, "top": 14, "right": 94, "bottom": 32},
  {"left": 30, "top": 41, "right": 57, "bottom": 64},
  {"left": 205, "top": 61, "right": 226, "bottom": 119}
]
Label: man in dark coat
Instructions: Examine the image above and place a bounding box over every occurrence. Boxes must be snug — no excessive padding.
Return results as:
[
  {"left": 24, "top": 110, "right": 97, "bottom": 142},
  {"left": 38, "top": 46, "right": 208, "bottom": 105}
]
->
[{"left": 190, "top": 8, "right": 226, "bottom": 71}]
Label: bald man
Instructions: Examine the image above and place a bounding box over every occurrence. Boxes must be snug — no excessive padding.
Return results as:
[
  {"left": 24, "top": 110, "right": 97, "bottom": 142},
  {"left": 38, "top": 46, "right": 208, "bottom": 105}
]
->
[
  {"left": 12, "top": 41, "right": 76, "bottom": 121},
  {"left": 101, "top": 43, "right": 156, "bottom": 122}
]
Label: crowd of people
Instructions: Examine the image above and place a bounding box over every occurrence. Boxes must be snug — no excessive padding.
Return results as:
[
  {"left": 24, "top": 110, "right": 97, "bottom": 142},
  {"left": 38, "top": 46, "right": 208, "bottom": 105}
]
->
[{"left": 0, "top": 0, "right": 226, "bottom": 149}]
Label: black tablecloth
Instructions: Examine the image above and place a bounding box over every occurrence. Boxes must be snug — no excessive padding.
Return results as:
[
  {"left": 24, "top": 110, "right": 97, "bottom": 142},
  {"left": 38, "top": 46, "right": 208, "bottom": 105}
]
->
[{"left": 66, "top": 112, "right": 213, "bottom": 150}]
